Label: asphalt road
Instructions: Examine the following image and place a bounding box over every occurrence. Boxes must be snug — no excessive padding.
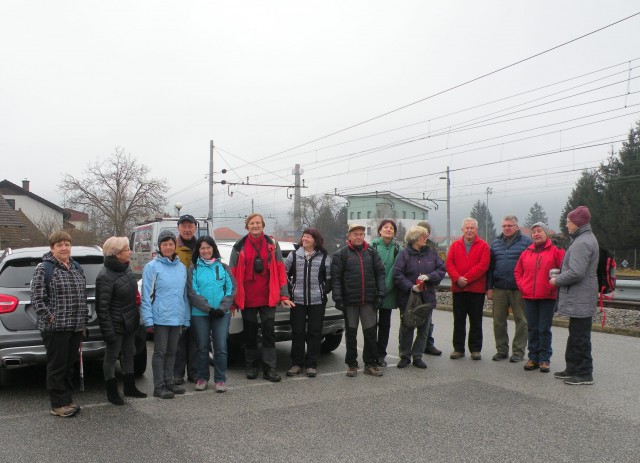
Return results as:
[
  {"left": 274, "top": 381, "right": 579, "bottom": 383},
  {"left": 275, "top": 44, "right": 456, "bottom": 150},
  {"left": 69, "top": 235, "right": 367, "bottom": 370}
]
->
[{"left": 1, "top": 309, "right": 639, "bottom": 463}]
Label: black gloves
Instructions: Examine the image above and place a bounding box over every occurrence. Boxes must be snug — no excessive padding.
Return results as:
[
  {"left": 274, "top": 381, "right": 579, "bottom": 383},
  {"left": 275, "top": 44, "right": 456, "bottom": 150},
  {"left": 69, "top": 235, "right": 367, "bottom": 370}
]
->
[
  {"left": 335, "top": 300, "right": 344, "bottom": 311},
  {"left": 210, "top": 309, "right": 225, "bottom": 319},
  {"left": 374, "top": 296, "right": 384, "bottom": 310}
]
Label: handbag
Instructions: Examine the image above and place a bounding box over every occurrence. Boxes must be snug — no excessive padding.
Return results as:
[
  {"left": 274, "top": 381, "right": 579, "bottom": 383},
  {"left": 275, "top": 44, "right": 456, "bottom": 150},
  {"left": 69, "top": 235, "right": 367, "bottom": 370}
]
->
[{"left": 402, "top": 291, "right": 432, "bottom": 328}]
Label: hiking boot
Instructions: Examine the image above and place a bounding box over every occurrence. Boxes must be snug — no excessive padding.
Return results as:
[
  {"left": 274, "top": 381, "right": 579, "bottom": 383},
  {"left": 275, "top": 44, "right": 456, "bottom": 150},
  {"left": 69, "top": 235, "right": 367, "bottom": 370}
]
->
[
  {"left": 246, "top": 367, "right": 259, "bottom": 380},
  {"left": 346, "top": 366, "right": 358, "bottom": 377},
  {"left": 397, "top": 357, "right": 411, "bottom": 369},
  {"left": 194, "top": 379, "right": 208, "bottom": 391},
  {"left": 173, "top": 376, "right": 185, "bottom": 385},
  {"left": 306, "top": 368, "right": 317, "bottom": 378},
  {"left": 492, "top": 352, "right": 508, "bottom": 361},
  {"left": 377, "top": 358, "right": 388, "bottom": 367},
  {"left": 412, "top": 359, "right": 427, "bottom": 369},
  {"left": 286, "top": 366, "right": 302, "bottom": 377},
  {"left": 564, "top": 375, "right": 594, "bottom": 386},
  {"left": 450, "top": 351, "right": 465, "bottom": 359},
  {"left": 153, "top": 387, "right": 175, "bottom": 399},
  {"left": 214, "top": 382, "right": 227, "bottom": 393},
  {"left": 263, "top": 368, "right": 281, "bottom": 382},
  {"left": 69, "top": 402, "right": 81, "bottom": 413},
  {"left": 470, "top": 352, "right": 482, "bottom": 361},
  {"left": 524, "top": 360, "right": 540, "bottom": 371},
  {"left": 554, "top": 370, "right": 574, "bottom": 379},
  {"left": 539, "top": 362, "right": 550, "bottom": 373},
  {"left": 509, "top": 354, "right": 524, "bottom": 363},
  {"left": 166, "top": 383, "right": 185, "bottom": 395},
  {"left": 424, "top": 345, "right": 442, "bottom": 356},
  {"left": 364, "top": 365, "right": 383, "bottom": 377},
  {"left": 50, "top": 405, "right": 77, "bottom": 417}
]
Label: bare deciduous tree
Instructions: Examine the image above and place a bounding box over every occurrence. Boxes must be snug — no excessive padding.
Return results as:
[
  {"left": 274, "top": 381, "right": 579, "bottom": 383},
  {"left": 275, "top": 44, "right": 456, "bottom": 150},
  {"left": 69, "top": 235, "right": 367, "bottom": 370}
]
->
[{"left": 59, "top": 147, "right": 168, "bottom": 239}]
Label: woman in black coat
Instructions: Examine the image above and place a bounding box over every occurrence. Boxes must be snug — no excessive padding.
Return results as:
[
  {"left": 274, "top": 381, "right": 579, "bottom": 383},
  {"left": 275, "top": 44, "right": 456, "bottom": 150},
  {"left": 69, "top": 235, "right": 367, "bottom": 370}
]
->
[{"left": 96, "top": 236, "right": 146, "bottom": 405}]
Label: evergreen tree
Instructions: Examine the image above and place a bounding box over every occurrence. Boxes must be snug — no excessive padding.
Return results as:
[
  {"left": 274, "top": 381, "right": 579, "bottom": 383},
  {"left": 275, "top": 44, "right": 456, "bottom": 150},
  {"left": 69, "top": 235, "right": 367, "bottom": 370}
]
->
[
  {"left": 470, "top": 200, "right": 496, "bottom": 241},
  {"left": 524, "top": 202, "right": 548, "bottom": 227}
]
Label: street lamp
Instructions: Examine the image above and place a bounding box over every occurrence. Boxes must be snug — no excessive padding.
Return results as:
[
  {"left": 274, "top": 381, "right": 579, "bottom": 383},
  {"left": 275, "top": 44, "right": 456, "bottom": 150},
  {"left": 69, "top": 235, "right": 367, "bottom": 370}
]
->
[
  {"left": 485, "top": 187, "right": 493, "bottom": 240},
  {"left": 439, "top": 166, "right": 451, "bottom": 249},
  {"left": 175, "top": 202, "right": 182, "bottom": 216}
]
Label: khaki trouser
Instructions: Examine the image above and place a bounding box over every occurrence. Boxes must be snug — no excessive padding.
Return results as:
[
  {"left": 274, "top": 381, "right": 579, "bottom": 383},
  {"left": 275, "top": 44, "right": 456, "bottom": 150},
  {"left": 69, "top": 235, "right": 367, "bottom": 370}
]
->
[{"left": 492, "top": 288, "right": 527, "bottom": 357}]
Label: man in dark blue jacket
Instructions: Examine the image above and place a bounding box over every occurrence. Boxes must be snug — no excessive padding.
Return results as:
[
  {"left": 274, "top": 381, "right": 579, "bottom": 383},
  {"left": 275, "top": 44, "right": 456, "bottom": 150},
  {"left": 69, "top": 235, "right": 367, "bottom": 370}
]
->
[{"left": 487, "top": 215, "right": 532, "bottom": 362}]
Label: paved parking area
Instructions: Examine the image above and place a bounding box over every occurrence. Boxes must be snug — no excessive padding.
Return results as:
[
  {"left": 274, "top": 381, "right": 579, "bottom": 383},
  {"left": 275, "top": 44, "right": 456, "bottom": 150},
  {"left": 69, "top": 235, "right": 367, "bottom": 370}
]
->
[{"left": 1, "top": 309, "right": 639, "bottom": 462}]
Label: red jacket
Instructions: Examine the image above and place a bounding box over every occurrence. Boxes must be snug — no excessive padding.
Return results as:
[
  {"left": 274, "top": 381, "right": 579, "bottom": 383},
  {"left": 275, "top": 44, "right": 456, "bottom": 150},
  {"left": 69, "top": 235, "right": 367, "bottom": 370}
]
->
[
  {"left": 229, "top": 234, "right": 288, "bottom": 309},
  {"left": 514, "top": 240, "right": 565, "bottom": 300},
  {"left": 446, "top": 237, "right": 490, "bottom": 294}
]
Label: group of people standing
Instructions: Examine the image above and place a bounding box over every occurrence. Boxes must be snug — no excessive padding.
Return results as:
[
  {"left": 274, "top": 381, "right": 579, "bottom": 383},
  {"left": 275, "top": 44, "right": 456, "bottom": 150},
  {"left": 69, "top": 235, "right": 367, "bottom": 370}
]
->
[
  {"left": 31, "top": 205, "right": 600, "bottom": 417},
  {"left": 446, "top": 206, "right": 599, "bottom": 386}
]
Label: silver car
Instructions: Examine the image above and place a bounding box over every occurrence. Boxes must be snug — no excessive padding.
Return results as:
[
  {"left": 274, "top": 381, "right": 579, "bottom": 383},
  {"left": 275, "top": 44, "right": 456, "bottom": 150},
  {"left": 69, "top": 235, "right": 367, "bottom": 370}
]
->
[{"left": 0, "top": 246, "right": 147, "bottom": 386}]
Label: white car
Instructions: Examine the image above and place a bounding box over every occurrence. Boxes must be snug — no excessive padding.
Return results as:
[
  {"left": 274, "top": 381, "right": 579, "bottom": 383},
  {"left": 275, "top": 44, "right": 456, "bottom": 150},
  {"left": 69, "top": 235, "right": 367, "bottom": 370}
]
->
[{"left": 217, "top": 241, "right": 344, "bottom": 363}]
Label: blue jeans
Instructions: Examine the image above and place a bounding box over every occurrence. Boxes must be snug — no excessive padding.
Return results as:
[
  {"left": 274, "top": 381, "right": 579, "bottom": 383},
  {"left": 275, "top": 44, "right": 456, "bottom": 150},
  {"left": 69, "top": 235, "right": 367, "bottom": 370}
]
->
[
  {"left": 191, "top": 312, "right": 230, "bottom": 383},
  {"left": 524, "top": 299, "right": 555, "bottom": 363}
]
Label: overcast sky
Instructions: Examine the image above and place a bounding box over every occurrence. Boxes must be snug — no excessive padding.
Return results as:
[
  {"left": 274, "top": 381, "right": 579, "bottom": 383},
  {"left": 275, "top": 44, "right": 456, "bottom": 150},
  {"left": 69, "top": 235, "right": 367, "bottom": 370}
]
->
[{"left": 1, "top": 1, "right": 639, "bottom": 237}]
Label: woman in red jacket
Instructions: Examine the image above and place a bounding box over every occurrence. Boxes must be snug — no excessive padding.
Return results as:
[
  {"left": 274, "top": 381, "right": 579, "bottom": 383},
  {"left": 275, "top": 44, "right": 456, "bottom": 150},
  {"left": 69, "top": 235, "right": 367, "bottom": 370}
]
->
[{"left": 514, "top": 222, "right": 565, "bottom": 373}]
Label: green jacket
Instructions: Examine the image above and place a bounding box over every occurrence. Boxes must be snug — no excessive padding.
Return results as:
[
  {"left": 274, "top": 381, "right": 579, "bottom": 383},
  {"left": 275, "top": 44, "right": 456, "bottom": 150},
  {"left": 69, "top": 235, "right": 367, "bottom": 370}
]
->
[{"left": 370, "top": 237, "right": 402, "bottom": 309}]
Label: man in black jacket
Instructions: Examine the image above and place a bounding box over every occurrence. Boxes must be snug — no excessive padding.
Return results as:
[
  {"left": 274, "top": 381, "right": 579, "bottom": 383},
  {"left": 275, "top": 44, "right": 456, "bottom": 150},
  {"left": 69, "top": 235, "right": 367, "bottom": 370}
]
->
[{"left": 331, "top": 224, "right": 386, "bottom": 377}]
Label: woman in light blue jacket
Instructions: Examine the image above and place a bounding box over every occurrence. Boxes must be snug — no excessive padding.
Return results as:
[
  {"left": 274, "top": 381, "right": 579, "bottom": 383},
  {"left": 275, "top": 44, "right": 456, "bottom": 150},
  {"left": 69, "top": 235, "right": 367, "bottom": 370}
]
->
[
  {"left": 187, "top": 236, "right": 236, "bottom": 393},
  {"left": 141, "top": 230, "right": 190, "bottom": 399}
]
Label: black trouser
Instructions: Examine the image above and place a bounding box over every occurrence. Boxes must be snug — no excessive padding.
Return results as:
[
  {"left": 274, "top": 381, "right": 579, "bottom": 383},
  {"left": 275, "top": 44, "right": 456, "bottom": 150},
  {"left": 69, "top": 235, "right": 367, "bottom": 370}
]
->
[
  {"left": 344, "top": 304, "right": 378, "bottom": 367},
  {"left": 565, "top": 316, "right": 593, "bottom": 376},
  {"left": 242, "top": 306, "right": 277, "bottom": 370},
  {"left": 173, "top": 327, "right": 198, "bottom": 380},
  {"left": 41, "top": 331, "right": 83, "bottom": 408},
  {"left": 452, "top": 292, "right": 485, "bottom": 353},
  {"left": 290, "top": 303, "right": 325, "bottom": 369},
  {"left": 376, "top": 308, "right": 392, "bottom": 360}
]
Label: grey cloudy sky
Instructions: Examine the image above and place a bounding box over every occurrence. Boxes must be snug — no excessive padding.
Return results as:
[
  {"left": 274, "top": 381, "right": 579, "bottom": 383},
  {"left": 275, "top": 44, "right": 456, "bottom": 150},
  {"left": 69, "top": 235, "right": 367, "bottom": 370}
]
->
[{"left": 1, "top": 1, "right": 639, "bottom": 236}]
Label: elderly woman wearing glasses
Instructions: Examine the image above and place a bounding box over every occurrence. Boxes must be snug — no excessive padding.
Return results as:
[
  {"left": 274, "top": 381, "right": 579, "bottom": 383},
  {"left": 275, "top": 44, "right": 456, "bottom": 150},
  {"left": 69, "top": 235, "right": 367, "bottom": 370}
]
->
[{"left": 392, "top": 226, "right": 446, "bottom": 369}]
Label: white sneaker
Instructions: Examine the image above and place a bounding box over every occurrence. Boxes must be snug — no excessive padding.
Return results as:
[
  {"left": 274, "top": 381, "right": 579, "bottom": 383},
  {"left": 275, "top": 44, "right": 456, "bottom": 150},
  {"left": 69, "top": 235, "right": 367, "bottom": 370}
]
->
[
  {"left": 194, "top": 379, "right": 208, "bottom": 391},
  {"left": 214, "top": 382, "right": 227, "bottom": 393}
]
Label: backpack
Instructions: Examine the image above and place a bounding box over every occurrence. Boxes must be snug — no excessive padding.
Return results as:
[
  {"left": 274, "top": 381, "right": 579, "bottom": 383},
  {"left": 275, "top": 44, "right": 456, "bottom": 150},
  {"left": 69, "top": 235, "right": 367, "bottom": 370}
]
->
[
  {"left": 596, "top": 247, "right": 616, "bottom": 327},
  {"left": 42, "top": 260, "right": 83, "bottom": 286},
  {"left": 371, "top": 240, "right": 400, "bottom": 259},
  {"left": 287, "top": 250, "right": 329, "bottom": 302}
]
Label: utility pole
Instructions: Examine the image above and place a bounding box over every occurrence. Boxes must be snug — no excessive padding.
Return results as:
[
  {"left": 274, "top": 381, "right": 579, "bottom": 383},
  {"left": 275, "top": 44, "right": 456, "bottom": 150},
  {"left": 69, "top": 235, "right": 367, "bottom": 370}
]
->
[
  {"left": 485, "top": 186, "right": 493, "bottom": 240},
  {"left": 293, "top": 164, "right": 303, "bottom": 232},
  {"left": 438, "top": 166, "right": 451, "bottom": 249},
  {"left": 209, "top": 140, "right": 214, "bottom": 220}
]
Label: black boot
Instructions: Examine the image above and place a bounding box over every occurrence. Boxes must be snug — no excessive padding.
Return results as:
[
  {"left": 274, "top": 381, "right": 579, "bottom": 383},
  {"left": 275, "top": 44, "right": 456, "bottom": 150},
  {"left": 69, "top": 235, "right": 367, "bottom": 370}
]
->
[
  {"left": 123, "top": 374, "right": 147, "bottom": 398},
  {"left": 106, "top": 378, "right": 124, "bottom": 406}
]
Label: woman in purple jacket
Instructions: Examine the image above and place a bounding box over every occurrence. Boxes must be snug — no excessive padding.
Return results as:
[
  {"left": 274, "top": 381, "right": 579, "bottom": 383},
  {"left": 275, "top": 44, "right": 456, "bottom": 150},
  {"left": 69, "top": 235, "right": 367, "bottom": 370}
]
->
[{"left": 393, "top": 226, "right": 446, "bottom": 369}]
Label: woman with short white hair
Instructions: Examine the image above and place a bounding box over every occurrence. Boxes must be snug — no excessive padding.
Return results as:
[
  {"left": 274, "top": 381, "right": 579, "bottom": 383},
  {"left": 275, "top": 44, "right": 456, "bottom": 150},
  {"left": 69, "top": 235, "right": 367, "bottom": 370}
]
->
[{"left": 96, "top": 236, "right": 147, "bottom": 405}]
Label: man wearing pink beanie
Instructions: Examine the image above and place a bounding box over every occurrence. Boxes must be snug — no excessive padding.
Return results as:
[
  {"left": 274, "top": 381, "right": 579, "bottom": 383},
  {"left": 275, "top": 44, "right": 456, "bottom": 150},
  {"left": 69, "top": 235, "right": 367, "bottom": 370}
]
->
[{"left": 549, "top": 205, "right": 599, "bottom": 385}]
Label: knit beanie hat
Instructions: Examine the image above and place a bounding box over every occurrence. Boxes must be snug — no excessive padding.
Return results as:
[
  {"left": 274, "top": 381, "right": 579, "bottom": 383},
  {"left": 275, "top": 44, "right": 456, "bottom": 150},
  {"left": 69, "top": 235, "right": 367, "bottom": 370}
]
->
[
  {"left": 416, "top": 220, "right": 431, "bottom": 233},
  {"left": 530, "top": 222, "right": 550, "bottom": 237},
  {"left": 157, "top": 230, "right": 177, "bottom": 247},
  {"left": 567, "top": 206, "right": 591, "bottom": 227}
]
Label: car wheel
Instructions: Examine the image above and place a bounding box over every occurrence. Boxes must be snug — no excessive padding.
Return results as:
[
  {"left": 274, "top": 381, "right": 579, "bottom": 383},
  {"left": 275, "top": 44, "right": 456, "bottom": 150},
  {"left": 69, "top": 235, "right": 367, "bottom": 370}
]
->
[
  {"left": 133, "top": 342, "right": 147, "bottom": 376},
  {"left": 321, "top": 332, "right": 343, "bottom": 354}
]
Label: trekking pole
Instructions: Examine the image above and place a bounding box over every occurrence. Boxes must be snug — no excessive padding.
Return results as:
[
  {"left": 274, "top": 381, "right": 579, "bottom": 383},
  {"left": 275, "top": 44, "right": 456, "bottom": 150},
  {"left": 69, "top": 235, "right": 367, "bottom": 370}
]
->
[{"left": 79, "top": 342, "right": 85, "bottom": 392}]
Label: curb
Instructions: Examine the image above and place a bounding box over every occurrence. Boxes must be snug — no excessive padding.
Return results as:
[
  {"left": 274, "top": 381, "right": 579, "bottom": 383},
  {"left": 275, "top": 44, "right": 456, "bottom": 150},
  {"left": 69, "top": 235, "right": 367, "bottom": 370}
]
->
[{"left": 435, "top": 305, "right": 640, "bottom": 338}]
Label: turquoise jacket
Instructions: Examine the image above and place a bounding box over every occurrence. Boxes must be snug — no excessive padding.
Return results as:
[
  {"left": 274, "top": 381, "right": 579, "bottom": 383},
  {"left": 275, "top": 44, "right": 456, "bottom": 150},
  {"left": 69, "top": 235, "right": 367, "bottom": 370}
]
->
[
  {"left": 371, "top": 237, "right": 402, "bottom": 309},
  {"left": 188, "top": 258, "right": 236, "bottom": 317},
  {"left": 141, "top": 255, "right": 190, "bottom": 327}
]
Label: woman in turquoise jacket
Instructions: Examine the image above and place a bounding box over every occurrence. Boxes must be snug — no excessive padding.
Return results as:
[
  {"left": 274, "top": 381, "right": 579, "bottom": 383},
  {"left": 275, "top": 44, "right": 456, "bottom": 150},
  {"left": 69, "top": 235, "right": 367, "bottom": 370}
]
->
[
  {"left": 370, "top": 219, "right": 402, "bottom": 367},
  {"left": 141, "top": 230, "right": 190, "bottom": 399},
  {"left": 187, "top": 236, "right": 236, "bottom": 393}
]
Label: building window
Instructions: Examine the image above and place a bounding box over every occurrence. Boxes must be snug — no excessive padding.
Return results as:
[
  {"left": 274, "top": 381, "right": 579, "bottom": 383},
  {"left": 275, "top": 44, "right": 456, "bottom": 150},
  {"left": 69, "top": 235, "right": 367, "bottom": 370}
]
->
[
  {"left": 422, "top": 213, "right": 426, "bottom": 220},
  {"left": 367, "top": 211, "right": 371, "bottom": 219},
  {"left": 402, "top": 211, "right": 406, "bottom": 219},
  {"left": 412, "top": 212, "right": 416, "bottom": 219},
  {"left": 392, "top": 210, "right": 397, "bottom": 219},
  {"left": 367, "top": 227, "right": 372, "bottom": 235},
  {"left": 350, "top": 212, "right": 354, "bottom": 219},
  {"left": 5, "top": 199, "right": 15, "bottom": 209},
  {"left": 357, "top": 212, "right": 361, "bottom": 219}
]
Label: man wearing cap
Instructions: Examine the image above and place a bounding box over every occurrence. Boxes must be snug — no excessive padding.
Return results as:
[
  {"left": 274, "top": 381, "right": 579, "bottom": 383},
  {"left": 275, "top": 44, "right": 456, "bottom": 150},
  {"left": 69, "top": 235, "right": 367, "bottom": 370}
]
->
[
  {"left": 331, "top": 224, "right": 386, "bottom": 377},
  {"left": 550, "top": 206, "right": 599, "bottom": 385},
  {"left": 173, "top": 214, "right": 199, "bottom": 385},
  {"left": 487, "top": 215, "right": 532, "bottom": 363},
  {"left": 417, "top": 220, "right": 443, "bottom": 356}
]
